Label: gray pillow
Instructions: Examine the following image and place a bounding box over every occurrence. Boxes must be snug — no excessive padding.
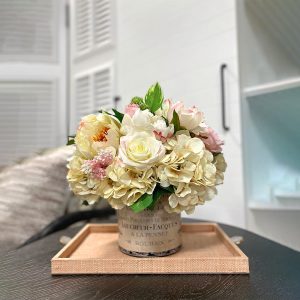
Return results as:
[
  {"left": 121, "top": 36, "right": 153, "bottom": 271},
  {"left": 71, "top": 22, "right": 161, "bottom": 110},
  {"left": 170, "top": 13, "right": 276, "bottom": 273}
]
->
[{"left": 0, "top": 146, "right": 73, "bottom": 252}]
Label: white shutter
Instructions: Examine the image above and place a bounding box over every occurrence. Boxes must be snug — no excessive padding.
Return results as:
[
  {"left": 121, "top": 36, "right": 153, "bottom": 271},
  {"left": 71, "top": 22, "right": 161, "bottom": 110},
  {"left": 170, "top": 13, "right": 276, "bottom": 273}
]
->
[
  {"left": 0, "top": 81, "right": 57, "bottom": 163},
  {"left": 70, "top": 0, "right": 116, "bottom": 132},
  {"left": 0, "top": 0, "right": 66, "bottom": 166},
  {"left": 75, "top": 75, "right": 92, "bottom": 123},
  {"left": 94, "top": 66, "right": 113, "bottom": 111},
  {"left": 75, "top": 0, "right": 92, "bottom": 56},
  {"left": 0, "top": 0, "right": 57, "bottom": 63},
  {"left": 74, "top": 64, "right": 113, "bottom": 123},
  {"left": 74, "top": 0, "right": 114, "bottom": 58},
  {"left": 93, "top": 0, "right": 112, "bottom": 48}
]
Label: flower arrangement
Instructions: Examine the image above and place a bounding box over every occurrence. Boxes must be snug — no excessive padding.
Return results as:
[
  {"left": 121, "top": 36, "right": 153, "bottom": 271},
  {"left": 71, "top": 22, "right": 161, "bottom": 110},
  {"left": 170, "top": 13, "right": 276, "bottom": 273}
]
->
[{"left": 67, "top": 83, "right": 226, "bottom": 214}]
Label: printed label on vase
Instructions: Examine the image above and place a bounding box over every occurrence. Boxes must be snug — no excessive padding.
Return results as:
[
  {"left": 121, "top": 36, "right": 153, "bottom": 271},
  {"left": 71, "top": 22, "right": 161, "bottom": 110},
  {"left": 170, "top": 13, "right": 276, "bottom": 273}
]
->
[{"left": 117, "top": 200, "right": 181, "bottom": 255}]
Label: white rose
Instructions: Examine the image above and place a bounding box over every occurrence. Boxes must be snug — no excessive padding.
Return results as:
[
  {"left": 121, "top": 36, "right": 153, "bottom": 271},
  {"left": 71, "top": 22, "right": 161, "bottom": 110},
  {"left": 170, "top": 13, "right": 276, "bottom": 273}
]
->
[
  {"left": 121, "top": 108, "right": 154, "bottom": 135},
  {"left": 119, "top": 132, "right": 165, "bottom": 170}
]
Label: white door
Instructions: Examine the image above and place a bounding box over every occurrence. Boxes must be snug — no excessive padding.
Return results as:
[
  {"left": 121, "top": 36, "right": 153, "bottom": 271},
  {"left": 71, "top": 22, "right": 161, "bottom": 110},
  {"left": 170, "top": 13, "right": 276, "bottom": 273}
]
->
[
  {"left": 0, "top": 0, "right": 67, "bottom": 166},
  {"left": 69, "top": 0, "right": 117, "bottom": 133}
]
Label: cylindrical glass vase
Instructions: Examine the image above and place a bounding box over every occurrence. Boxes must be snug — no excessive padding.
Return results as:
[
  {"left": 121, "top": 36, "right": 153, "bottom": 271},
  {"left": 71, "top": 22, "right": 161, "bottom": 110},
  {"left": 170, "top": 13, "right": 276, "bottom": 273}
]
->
[{"left": 117, "top": 197, "right": 181, "bottom": 257}]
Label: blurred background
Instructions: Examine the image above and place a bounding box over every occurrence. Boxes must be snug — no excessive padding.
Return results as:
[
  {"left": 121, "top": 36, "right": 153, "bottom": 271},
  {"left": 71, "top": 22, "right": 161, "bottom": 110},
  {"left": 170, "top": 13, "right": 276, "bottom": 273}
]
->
[{"left": 0, "top": 0, "right": 300, "bottom": 251}]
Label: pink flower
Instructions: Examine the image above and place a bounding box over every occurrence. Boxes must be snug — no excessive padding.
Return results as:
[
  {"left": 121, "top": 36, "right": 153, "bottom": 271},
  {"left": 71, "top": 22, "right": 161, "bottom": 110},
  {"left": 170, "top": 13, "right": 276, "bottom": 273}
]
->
[
  {"left": 89, "top": 164, "right": 106, "bottom": 180},
  {"left": 163, "top": 99, "right": 204, "bottom": 133},
  {"left": 82, "top": 149, "right": 114, "bottom": 180},
  {"left": 153, "top": 118, "right": 174, "bottom": 143},
  {"left": 125, "top": 103, "right": 139, "bottom": 117},
  {"left": 200, "top": 127, "right": 224, "bottom": 153}
]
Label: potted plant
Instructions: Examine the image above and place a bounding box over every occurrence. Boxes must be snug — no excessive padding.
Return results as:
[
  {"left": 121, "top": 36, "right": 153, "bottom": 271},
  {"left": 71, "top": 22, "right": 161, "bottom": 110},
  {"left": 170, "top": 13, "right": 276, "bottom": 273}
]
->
[{"left": 67, "top": 83, "right": 226, "bottom": 257}]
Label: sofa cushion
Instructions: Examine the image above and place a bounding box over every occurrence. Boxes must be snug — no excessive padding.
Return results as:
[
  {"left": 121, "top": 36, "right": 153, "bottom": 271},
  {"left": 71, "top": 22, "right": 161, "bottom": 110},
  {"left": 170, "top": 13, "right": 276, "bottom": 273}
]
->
[{"left": 0, "top": 146, "right": 73, "bottom": 252}]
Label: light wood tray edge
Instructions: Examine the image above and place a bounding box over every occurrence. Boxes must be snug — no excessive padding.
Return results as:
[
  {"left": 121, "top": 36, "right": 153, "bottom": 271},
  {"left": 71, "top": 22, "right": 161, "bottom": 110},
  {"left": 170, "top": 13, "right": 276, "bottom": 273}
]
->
[{"left": 51, "top": 223, "right": 249, "bottom": 275}]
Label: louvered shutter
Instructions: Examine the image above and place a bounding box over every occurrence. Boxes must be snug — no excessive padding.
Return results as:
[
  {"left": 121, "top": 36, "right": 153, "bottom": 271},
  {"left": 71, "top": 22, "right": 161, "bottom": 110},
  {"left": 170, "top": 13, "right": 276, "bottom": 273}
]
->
[
  {"left": 74, "top": 0, "right": 113, "bottom": 58},
  {"left": 0, "top": 0, "right": 57, "bottom": 62},
  {"left": 74, "top": 65, "right": 113, "bottom": 124},
  {"left": 75, "top": 0, "right": 92, "bottom": 56},
  {"left": 94, "top": 67, "right": 113, "bottom": 111},
  {"left": 75, "top": 75, "right": 92, "bottom": 123},
  {"left": 93, "top": 0, "right": 112, "bottom": 48},
  {"left": 0, "top": 0, "right": 66, "bottom": 166},
  {"left": 70, "top": 0, "right": 116, "bottom": 132},
  {"left": 0, "top": 81, "right": 57, "bottom": 163}
]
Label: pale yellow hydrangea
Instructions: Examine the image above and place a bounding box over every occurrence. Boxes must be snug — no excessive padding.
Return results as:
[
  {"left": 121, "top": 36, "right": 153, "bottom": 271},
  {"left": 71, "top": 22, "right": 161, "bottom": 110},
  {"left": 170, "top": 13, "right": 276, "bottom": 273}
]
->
[
  {"left": 67, "top": 146, "right": 117, "bottom": 204},
  {"left": 157, "top": 132, "right": 226, "bottom": 214},
  {"left": 214, "top": 153, "right": 227, "bottom": 184},
  {"left": 102, "top": 159, "right": 157, "bottom": 209},
  {"left": 67, "top": 154, "right": 105, "bottom": 204}
]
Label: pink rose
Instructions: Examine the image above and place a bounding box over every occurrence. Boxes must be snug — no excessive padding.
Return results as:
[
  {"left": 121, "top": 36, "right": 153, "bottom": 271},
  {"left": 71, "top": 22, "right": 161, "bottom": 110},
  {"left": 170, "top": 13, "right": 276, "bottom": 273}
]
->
[
  {"left": 125, "top": 103, "right": 139, "bottom": 117},
  {"left": 163, "top": 99, "right": 204, "bottom": 133},
  {"left": 200, "top": 127, "right": 224, "bottom": 153}
]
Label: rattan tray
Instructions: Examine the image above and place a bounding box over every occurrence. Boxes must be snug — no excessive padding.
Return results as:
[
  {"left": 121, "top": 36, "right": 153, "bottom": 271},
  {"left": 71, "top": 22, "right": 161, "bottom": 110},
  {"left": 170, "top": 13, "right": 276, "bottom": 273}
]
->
[{"left": 51, "top": 223, "right": 249, "bottom": 274}]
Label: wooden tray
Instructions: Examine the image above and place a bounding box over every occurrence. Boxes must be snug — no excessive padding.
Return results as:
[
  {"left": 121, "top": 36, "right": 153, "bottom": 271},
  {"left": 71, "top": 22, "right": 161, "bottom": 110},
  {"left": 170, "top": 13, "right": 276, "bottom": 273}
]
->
[{"left": 51, "top": 223, "right": 249, "bottom": 274}]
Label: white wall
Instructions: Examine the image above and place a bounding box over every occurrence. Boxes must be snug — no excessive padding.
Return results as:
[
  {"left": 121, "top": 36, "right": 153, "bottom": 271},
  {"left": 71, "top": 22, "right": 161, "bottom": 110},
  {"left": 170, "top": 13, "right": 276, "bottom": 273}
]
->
[{"left": 116, "top": 0, "right": 245, "bottom": 227}]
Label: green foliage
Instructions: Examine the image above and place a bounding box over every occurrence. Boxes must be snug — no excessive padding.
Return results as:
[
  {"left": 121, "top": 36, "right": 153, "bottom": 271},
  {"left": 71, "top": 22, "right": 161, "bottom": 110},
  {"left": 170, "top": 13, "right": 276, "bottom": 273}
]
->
[
  {"left": 66, "top": 135, "right": 75, "bottom": 146},
  {"left": 160, "top": 185, "right": 174, "bottom": 193},
  {"left": 130, "top": 193, "right": 154, "bottom": 213},
  {"left": 131, "top": 96, "right": 144, "bottom": 105},
  {"left": 112, "top": 108, "right": 124, "bottom": 122},
  {"left": 148, "top": 186, "right": 166, "bottom": 210},
  {"left": 129, "top": 83, "right": 164, "bottom": 113},
  {"left": 171, "top": 110, "right": 181, "bottom": 132},
  {"left": 162, "top": 116, "right": 169, "bottom": 126},
  {"left": 130, "top": 185, "right": 174, "bottom": 212},
  {"left": 144, "top": 82, "right": 163, "bottom": 113}
]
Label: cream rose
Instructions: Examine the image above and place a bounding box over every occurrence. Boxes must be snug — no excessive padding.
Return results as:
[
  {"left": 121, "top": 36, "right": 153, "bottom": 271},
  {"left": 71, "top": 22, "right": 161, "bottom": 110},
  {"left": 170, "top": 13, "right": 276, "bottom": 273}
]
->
[
  {"left": 121, "top": 108, "right": 154, "bottom": 135},
  {"left": 119, "top": 132, "right": 165, "bottom": 170}
]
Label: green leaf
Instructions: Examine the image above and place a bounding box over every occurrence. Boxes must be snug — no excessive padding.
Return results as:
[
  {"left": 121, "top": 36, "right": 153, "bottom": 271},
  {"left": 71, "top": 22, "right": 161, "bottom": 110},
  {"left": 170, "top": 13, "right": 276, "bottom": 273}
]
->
[
  {"left": 148, "top": 188, "right": 165, "bottom": 210},
  {"left": 160, "top": 185, "right": 174, "bottom": 193},
  {"left": 148, "top": 185, "right": 174, "bottom": 210},
  {"left": 130, "top": 193, "right": 153, "bottom": 213},
  {"left": 67, "top": 136, "right": 75, "bottom": 145},
  {"left": 162, "top": 116, "right": 169, "bottom": 126},
  {"left": 112, "top": 108, "right": 124, "bottom": 122},
  {"left": 144, "top": 82, "right": 163, "bottom": 113},
  {"left": 67, "top": 139, "right": 75, "bottom": 145},
  {"left": 171, "top": 110, "right": 181, "bottom": 132},
  {"left": 99, "top": 110, "right": 113, "bottom": 115}
]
